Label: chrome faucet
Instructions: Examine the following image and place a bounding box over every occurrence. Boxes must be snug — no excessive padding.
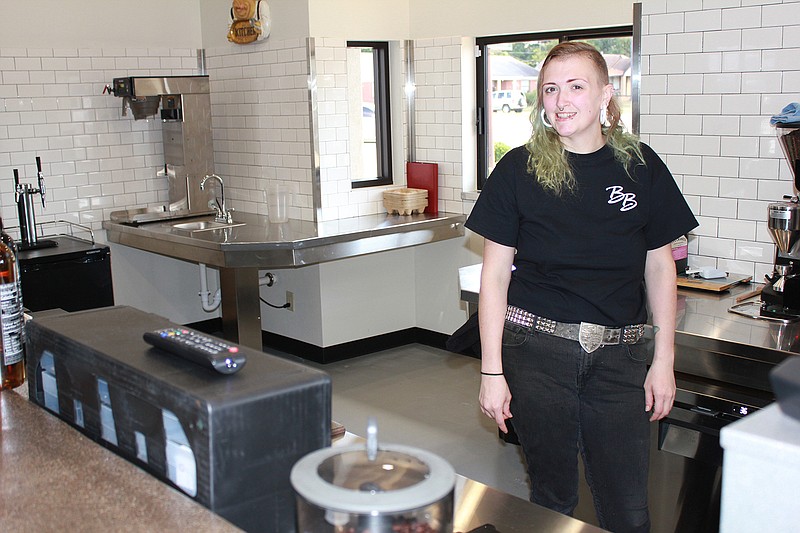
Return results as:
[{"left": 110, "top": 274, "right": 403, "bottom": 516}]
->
[{"left": 200, "top": 174, "right": 233, "bottom": 223}]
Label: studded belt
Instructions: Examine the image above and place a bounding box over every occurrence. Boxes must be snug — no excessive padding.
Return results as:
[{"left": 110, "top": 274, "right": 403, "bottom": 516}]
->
[{"left": 505, "top": 305, "right": 653, "bottom": 353}]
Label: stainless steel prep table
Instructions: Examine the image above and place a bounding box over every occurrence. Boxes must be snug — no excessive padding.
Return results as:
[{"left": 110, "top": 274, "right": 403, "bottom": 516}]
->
[
  {"left": 2, "top": 387, "right": 604, "bottom": 533},
  {"left": 458, "top": 263, "right": 800, "bottom": 363},
  {"left": 104, "top": 212, "right": 465, "bottom": 349}
]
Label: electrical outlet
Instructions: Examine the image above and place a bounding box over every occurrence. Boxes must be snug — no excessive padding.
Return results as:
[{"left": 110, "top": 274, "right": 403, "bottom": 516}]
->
[{"left": 286, "top": 291, "right": 294, "bottom": 312}]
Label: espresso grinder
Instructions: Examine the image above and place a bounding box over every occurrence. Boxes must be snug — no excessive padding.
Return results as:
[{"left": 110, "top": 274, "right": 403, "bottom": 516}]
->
[
  {"left": 13, "top": 156, "right": 57, "bottom": 251},
  {"left": 762, "top": 125, "right": 800, "bottom": 319}
]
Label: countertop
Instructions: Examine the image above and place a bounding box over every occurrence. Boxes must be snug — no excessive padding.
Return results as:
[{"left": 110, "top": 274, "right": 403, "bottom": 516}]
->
[
  {"left": 458, "top": 263, "right": 797, "bottom": 403},
  {"left": 16, "top": 234, "right": 109, "bottom": 263},
  {"left": 104, "top": 211, "right": 467, "bottom": 349},
  {"left": 719, "top": 403, "right": 800, "bottom": 532},
  {"left": 0, "top": 386, "right": 242, "bottom": 533},
  {"left": 334, "top": 433, "right": 606, "bottom": 533},
  {"left": 1, "top": 386, "right": 605, "bottom": 533},
  {"left": 103, "top": 211, "right": 466, "bottom": 269},
  {"left": 458, "top": 263, "right": 800, "bottom": 358}
]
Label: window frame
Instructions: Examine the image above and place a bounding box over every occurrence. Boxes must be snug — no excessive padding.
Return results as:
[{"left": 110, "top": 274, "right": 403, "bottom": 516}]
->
[
  {"left": 347, "top": 40, "right": 394, "bottom": 189},
  {"left": 475, "top": 26, "right": 634, "bottom": 190}
]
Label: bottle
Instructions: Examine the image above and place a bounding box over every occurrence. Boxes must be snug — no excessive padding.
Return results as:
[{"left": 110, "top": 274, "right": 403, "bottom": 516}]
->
[
  {"left": 0, "top": 217, "right": 25, "bottom": 389},
  {"left": 671, "top": 235, "right": 689, "bottom": 275},
  {"left": 1, "top": 222, "right": 25, "bottom": 344}
]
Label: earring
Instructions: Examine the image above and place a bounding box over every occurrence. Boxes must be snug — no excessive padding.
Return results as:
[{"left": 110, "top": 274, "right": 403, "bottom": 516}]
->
[
  {"left": 540, "top": 108, "right": 553, "bottom": 128},
  {"left": 599, "top": 106, "right": 607, "bottom": 126}
]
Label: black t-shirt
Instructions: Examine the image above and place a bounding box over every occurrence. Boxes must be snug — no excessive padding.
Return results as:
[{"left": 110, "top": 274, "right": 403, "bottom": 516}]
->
[{"left": 466, "top": 143, "right": 698, "bottom": 326}]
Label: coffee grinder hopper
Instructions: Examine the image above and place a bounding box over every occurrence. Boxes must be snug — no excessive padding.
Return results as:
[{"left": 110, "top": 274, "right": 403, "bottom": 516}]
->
[
  {"left": 769, "top": 202, "right": 800, "bottom": 257},
  {"left": 777, "top": 124, "right": 800, "bottom": 190},
  {"left": 769, "top": 123, "right": 800, "bottom": 256}
]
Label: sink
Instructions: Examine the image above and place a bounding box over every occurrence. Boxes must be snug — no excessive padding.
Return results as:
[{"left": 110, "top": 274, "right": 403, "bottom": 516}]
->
[{"left": 171, "top": 220, "right": 245, "bottom": 234}]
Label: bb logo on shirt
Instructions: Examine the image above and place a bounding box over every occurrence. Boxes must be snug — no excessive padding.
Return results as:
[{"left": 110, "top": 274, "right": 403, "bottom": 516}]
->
[{"left": 606, "top": 185, "right": 637, "bottom": 212}]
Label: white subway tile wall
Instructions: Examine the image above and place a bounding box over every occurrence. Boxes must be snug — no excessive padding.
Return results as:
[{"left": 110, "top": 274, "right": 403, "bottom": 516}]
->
[
  {"left": 204, "top": 38, "right": 314, "bottom": 221},
  {"left": 311, "top": 38, "right": 394, "bottom": 222},
  {"left": 1, "top": 1, "right": 797, "bottom": 270},
  {"left": 0, "top": 47, "right": 198, "bottom": 236},
  {"left": 413, "top": 37, "right": 466, "bottom": 215},
  {"left": 641, "top": 0, "right": 800, "bottom": 281}
]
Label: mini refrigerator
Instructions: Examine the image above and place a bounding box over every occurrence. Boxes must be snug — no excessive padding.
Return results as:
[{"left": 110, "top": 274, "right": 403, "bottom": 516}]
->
[{"left": 17, "top": 235, "right": 114, "bottom": 312}]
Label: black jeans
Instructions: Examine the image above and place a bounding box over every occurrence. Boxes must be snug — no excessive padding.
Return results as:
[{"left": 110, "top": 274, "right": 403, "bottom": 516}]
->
[{"left": 502, "top": 322, "right": 651, "bottom": 533}]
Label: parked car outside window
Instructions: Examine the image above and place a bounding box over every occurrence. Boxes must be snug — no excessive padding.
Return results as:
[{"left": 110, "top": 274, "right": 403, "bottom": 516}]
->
[{"left": 492, "top": 90, "right": 526, "bottom": 113}]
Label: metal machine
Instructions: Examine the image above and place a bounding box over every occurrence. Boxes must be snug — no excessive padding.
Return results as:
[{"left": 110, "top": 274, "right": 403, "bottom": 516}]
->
[
  {"left": 104, "top": 76, "right": 216, "bottom": 224},
  {"left": 13, "top": 157, "right": 57, "bottom": 250},
  {"left": 761, "top": 125, "right": 800, "bottom": 319}
]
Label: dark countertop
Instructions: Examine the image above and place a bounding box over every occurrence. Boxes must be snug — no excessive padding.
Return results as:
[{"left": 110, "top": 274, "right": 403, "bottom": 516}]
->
[
  {"left": 0, "top": 386, "right": 242, "bottom": 533},
  {"left": 15, "top": 235, "right": 109, "bottom": 263}
]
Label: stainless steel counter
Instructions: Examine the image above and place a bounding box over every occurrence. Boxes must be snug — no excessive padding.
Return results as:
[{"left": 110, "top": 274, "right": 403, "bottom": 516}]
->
[
  {"left": 458, "top": 263, "right": 800, "bottom": 361},
  {"left": 461, "top": 262, "right": 799, "bottom": 409},
  {"left": 457, "top": 263, "right": 795, "bottom": 531},
  {"left": 103, "top": 212, "right": 465, "bottom": 348},
  {"left": 103, "top": 211, "right": 466, "bottom": 269},
  {"left": 327, "top": 431, "right": 608, "bottom": 532}
]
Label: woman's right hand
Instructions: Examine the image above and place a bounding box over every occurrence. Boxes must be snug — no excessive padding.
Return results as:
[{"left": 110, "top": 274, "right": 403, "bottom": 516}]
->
[{"left": 479, "top": 375, "right": 512, "bottom": 433}]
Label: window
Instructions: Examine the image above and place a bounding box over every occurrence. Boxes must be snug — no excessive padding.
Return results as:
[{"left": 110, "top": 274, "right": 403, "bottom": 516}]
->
[
  {"left": 347, "top": 41, "right": 393, "bottom": 188},
  {"left": 476, "top": 27, "right": 634, "bottom": 189}
]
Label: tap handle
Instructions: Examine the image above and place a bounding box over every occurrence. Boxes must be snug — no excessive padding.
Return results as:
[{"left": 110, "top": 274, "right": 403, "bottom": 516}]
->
[
  {"left": 36, "top": 156, "right": 46, "bottom": 208},
  {"left": 13, "top": 168, "right": 21, "bottom": 201}
]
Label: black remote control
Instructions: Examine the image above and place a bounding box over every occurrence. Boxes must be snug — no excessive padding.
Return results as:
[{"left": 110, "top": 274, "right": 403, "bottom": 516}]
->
[{"left": 143, "top": 327, "right": 246, "bottom": 374}]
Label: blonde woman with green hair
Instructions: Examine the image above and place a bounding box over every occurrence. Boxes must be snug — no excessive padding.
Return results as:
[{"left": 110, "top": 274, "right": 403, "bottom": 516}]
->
[{"left": 466, "top": 41, "right": 697, "bottom": 533}]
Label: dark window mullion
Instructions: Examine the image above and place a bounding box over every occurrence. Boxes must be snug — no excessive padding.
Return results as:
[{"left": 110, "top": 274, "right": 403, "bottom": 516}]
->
[
  {"left": 475, "top": 26, "right": 633, "bottom": 189},
  {"left": 349, "top": 41, "right": 393, "bottom": 189}
]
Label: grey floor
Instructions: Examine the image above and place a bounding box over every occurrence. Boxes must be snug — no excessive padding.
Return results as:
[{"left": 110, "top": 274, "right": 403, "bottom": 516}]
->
[
  {"left": 273, "top": 343, "right": 698, "bottom": 533},
  {"left": 301, "top": 343, "right": 532, "bottom": 499},
  {"left": 288, "top": 343, "right": 604, "bottom": 529}
]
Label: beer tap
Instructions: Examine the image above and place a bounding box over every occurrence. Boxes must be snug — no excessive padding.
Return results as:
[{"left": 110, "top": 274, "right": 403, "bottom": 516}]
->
[
  {"left": 14, "top": 156, "right": 56, "bottom": 251},
  {"left": 36, "top": 156, "right": 47, "bottom": 209}
]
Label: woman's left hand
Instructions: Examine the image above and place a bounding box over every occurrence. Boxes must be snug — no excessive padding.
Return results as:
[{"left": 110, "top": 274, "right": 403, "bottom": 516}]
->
[
  {"left": 643, "top": 244, "right": 678, "bottom": 421},
  {"left": 643, "top": 356, "right": 675, "bottom": 421}
]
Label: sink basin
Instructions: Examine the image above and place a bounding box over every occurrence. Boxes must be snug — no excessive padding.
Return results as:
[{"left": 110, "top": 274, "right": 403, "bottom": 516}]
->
[{"left": 171, "top": 220, "right": 245, "bottom": 234}]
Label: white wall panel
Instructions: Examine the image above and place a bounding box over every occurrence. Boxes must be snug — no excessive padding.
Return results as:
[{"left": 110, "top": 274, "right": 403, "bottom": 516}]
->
[{"left": 0, "top": 0, "right": 201, "bottom": 48}]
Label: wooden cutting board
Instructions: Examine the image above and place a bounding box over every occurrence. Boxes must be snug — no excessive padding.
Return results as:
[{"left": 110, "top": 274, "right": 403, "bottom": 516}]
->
[{"left": 677, "top": 273, "right": 753, "bottom": 292}]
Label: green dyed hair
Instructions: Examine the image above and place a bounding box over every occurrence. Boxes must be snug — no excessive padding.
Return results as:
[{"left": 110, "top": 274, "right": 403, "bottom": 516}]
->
[{"left": 526, "top": 41, "right": 644, "bottom": 196}]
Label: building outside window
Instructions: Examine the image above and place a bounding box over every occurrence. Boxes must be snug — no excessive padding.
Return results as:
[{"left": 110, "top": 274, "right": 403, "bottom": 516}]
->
[{"left": 476, "top": 28, "right": 634, "bottom": 189}]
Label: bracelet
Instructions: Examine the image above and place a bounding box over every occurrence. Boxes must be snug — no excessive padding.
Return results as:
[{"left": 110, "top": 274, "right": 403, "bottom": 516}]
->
[{"left": 480, "top": 371, "right": 504, "bottom": 376}]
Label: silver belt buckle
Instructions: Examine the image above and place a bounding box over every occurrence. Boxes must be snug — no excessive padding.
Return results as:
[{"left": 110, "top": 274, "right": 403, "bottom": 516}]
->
[{"left": 579, "top": 322, "right": 604, "bottom": 353}]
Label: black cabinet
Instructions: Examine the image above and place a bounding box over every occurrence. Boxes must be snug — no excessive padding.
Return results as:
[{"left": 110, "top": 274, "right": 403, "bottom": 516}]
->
[{"left": 17, "top": 235, "right": 114, "bottom": 312}]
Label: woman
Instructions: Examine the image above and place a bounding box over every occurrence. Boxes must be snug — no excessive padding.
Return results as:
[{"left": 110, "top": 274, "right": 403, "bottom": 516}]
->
[{"left": 465, "top": 42, "right": 697, "bottom": 533}]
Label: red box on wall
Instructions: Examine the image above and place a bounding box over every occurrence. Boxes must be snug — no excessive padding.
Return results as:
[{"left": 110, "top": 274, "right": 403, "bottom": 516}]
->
[{"left": 406, "top": 161, "right": 438, "bottom": 215}]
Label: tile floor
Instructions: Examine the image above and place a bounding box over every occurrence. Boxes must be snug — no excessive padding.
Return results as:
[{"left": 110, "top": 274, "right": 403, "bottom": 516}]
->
[
  {"left": 279, "top": 342, "right": 610, "bottom": 528},
  {"left": 300, "top": 343, "right": 531, "bottom": 499},
  {"left": 272, "top": 342, "right": 721, "bottom": 533}
]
